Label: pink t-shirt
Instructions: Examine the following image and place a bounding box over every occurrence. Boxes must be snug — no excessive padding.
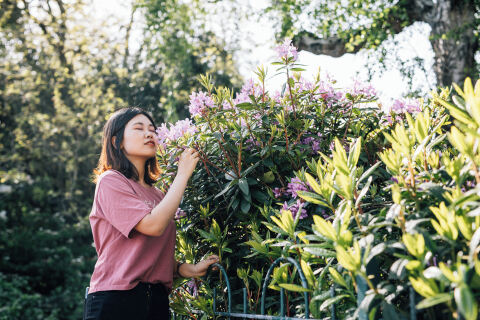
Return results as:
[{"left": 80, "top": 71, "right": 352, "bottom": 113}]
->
[{"left": 88, "top": 169, "right": 176, "bottom": 293}]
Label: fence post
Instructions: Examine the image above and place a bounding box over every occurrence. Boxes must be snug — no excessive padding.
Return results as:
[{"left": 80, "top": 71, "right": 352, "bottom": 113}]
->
[
  {"left": 260, "top": 257, "right": 310, "bottom": 318},
  {"left": 243, "top": 287, "right": 247, "bottom": 320},
  {"left": 330, "top": 285, "right": 336, "bottom": 320},
  {"left": 409, "top": 286, "right": 416, "bottom": 320},
  {"left": 356, "top": 275, "right": 367, "bottom": 320}
]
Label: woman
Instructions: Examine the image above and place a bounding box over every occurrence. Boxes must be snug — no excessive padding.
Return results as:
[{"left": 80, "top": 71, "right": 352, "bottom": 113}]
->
[{"left": 84, "top": 107, "right": 218, "bottom": 320}]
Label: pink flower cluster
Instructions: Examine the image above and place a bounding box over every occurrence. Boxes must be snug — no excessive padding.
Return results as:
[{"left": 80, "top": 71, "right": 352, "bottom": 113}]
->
[
  {"left": 233, "top": 79, "right": 263, "bottom": 106},
  {"left": 384, "top": 98, "right": 422, "bottom": 124},
  {"left": 286, "top": 177, "right": 309, "bottom": 199},
  {"left": 282, "top": 200, "right": 308, "bottom": 219},
  {"left": 391, "top": 98, "right": 421, "bottom": 114},
  {"left": 189, "top": 91, "right": 215, "bottom": 116},
  {"left": 348, "top": 79, "right": 377, "bottom": 99},
  {"left": 275, "top": 39, "right": 298, "bottom": 62},
  {"left": 301, "top": 133, "right": 322, "bottom": 153},
  {"left": 156, "top": 119, "right": 197, "bottom": 149}
]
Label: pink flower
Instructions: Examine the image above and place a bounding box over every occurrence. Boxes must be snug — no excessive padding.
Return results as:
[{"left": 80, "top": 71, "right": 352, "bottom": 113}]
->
[
  {"left": 286, "top": 177, "right": 309, "bottom": 199},
  {"left": 187, "top": 279, "right": 198, "bottom": 297},
  {"left": 282, "top": 200, "right": 307, "bottom": 219},
  {"left": 272, "top": 90, "right": 282, "bottom": 103},
  {"left": 234, "top": 79, "right": 262, "bottom": 106},
  {"left": 275, "top": 39, "right": 298, "bottom": 62},
  {"left": 233, "top": 91, "right": 250, "bottom": 106},
  {"left": 390, "top": 98, "right": 421, "bottom": 114},
  {"left": 156, "top": 119, "right": 197, "bottom": 148},
  {"left": 175, "top": 208, "right": 186, "bottom": 220},
  {"left": 273, "top": 187, "right": 284, "bottom": 198},
  {"left": 348, "top": 79, "right": 377, "bottom": 99},
  {"left": 189, "top": 91, "right": 215, "bottom": 116}
]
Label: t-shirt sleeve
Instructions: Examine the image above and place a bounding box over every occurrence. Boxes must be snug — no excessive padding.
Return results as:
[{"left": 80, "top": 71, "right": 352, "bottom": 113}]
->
[{"left": 96, "top": 173, "right": 151, "bottom": 238}]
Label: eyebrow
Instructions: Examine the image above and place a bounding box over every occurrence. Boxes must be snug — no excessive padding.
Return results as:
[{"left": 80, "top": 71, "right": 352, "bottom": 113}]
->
[{"left": 132, "top": 122, "right": 155, "bottom": 128}]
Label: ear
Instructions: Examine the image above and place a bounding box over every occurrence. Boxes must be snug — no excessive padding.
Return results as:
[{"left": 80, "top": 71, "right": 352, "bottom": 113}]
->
[{"left": 111, "top": 136, "right": 117, "bottom": 148}]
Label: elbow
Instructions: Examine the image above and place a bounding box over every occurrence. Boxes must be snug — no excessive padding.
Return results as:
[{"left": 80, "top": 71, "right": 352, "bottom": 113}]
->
[
  {"left": 142, "top": 225, "right": 166, "bottom": 237},
  {"left": 134, "top": 217, "right": 167, "bottom": 237}
]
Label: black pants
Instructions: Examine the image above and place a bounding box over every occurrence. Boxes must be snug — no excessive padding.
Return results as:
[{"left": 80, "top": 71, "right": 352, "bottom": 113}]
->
[{"left": 83, "top": 282, "right": 170, "bottom": 320}]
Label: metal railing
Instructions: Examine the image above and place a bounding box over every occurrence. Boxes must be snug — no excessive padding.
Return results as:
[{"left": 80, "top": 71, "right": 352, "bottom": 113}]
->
[{"left": 172, "top": 257, "right": 418, "bottom": 320}]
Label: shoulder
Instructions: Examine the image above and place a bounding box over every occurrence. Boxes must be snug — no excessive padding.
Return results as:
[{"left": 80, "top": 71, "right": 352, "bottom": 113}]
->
[
  {"left": 98, "top": 169, "right": 127, "bottom": 183},
  {"left": 97, "top": 170, "right": 133, "bottom": 191}
]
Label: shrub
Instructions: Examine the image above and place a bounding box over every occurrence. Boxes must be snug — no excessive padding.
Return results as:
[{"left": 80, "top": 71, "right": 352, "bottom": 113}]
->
[{"left": 157, "top": 40, "right": 480, "bottom": 319}]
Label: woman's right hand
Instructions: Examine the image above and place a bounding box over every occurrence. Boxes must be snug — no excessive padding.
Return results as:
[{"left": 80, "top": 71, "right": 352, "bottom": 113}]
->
[{"left": 177, "top": 148, "right": 199, "bottom": 178}]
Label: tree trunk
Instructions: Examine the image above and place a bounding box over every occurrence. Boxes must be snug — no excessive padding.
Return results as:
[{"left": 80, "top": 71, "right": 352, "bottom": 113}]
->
[{"left": 418, "top": 0, "right": 478, "bottom": 86}]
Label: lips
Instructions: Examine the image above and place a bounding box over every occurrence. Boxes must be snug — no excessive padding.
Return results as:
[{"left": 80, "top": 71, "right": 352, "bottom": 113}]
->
[{"left": 145, "top": 141, "right": 155, "bottom": 147}]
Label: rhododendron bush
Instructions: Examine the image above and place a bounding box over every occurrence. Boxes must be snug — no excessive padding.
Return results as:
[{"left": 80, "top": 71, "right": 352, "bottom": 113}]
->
[{"left": 156, "top": 41, "right": 480, "bottom": 319}]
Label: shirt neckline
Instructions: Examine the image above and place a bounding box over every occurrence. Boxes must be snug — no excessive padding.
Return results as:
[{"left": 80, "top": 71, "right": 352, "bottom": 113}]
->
[{"left": 109, "top": 169, "right": 155, "bottom": 191}]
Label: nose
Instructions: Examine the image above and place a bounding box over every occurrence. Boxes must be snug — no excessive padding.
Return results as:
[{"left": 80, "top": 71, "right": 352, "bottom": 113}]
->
[{"left": 145, "top": 130, "right": 153, "bottom": 138}]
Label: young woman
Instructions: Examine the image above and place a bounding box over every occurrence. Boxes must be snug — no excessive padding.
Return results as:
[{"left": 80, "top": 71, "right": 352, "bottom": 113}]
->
[{"left": 84, "top": 107, "right": 218, "bottom": 320}]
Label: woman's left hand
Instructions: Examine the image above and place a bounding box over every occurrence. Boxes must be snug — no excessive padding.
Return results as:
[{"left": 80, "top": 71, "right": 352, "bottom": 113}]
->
[{"left": 194, "top": 255, "right": 219, "bottom": 277}]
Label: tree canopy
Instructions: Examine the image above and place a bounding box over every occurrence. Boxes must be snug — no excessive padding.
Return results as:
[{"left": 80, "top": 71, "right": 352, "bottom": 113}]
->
[{"left": 265, "top": 0, "right": 479, "bottom": 87}]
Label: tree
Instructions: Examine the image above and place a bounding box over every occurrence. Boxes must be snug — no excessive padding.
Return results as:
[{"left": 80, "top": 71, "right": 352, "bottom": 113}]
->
[
  {"left": 0, "top": 0, "right": 241, "bottom": 318},
  {"left": 135, "top": 0, "right": 242, "bottom": 120},
  {"left": 265, "top": 0, "right": 479, "bottom": 87}
]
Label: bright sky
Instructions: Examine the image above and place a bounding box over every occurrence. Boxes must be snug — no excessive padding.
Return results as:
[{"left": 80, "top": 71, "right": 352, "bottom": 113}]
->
[{"left": 89, "top": 0, "right": 436, "bottom": 106}]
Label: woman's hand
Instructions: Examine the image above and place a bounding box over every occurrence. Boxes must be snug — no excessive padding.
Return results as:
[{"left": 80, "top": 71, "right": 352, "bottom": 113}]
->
[
  {"left": 193, "top": 255, "right": 219, "bottom": 277},
  {"left": 177, "top": 148, "right": 199, "bottom": 179}
]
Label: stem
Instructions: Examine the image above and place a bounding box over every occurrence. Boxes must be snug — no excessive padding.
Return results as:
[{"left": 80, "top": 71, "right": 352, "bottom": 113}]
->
[
  {"left": 286, "top": 69, "right": 297, "bottom": 118},
  {"left": 207, "top": 118, "right": 239, "bottom": 177},
  {"left": 237, "top": 141, "right": 243, "bottom": 175},
  {"left": 363, "top": 272, "right": 379, "bottom": 294},
  {"left": 195, "top": 144, "right": 236, "bottom": 179},
  {"left": 283, "top": 121, "right": 290, "bottom": 152},
  {"left": 342, "top": 103, "right": 355, "bottom": 144},
  {"left": 398, "top": 207, "right": 406, "bottom": 233}
]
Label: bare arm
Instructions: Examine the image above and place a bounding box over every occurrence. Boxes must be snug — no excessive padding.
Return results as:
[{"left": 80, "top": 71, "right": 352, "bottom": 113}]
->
[
  {"left": 176, "top": 255, "right": 219, "bottom": 278},
  {"left": 135, "top": 148, "right": 199, "bottom": 236}
]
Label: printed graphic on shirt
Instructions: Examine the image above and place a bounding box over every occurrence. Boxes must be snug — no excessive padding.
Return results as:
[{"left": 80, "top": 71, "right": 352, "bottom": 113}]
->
[{"left": 143, "top": 199, "right": 157, "bottom": 209}]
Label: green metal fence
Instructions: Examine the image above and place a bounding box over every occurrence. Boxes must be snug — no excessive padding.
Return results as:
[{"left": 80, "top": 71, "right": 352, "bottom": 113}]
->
[{"left": 172, "top": 257, "right": 418, "bottom": 320}]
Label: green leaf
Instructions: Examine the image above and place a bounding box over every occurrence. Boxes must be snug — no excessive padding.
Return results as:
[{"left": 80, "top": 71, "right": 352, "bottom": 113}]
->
[
  {"left": 312, "top": 215, "right": 337, "bottom": 241},
  {"left": 355, "top": 176, "right": 372, "bottom": 208},
  {"left": 215, "top": 180, "right": 238, "bottom": 199},
  {"left": 455, "top": 285, "right": 478, "bottom": 320},
  {"left": 278, "top": 283, "right": 312, "bottom": 292},
  {"left": 357, "top": 161, "right": 381, "bottom": 186},
  {"left": 347, "top": 136, "right": 362, "bottom": 168},
  {"left": 297, "top": 190, "right": 328, "bottom": 205},
  {"left": 300, "top": 259, "right": 315, "bottom": 287},
  {"left": 320, "top": 295, "right": 350, "bottom": 311},
  {"left": 198, "top": 229, "right": 214, "bottom": 241},
  {"left": 238, "top": 178, "right": 250, "bottom": 196},
  {"left": 235, "top": 102, "right": 253, "bottom": 108},
  {"left": 328, "top": 267, "right": 348, "bottom": 288},
  {"left": 304, "top": 172, "right": 322, "bottom": 195},
  {"left": 240, "top": 198, "right": 251, "bottom": 213},
  {"left": 416, "top": 293, "right": 453, "bottom": 309},
  {"left": 303, "top": 247, "right": 336, "bottom": 257}
]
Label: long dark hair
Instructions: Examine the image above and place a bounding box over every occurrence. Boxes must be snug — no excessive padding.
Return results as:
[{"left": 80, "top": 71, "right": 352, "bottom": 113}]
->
[{"left": 93, "top": 107, "right": 161, "bottom": 186}]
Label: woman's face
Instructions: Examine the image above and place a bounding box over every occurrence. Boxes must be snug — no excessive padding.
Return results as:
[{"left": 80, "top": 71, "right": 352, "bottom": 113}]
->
[{"left": 118, "top": 114, "right": 157, "bottom": 160}]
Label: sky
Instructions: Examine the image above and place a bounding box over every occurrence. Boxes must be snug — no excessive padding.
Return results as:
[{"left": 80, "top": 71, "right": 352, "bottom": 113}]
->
[{"left": 89, "top": 0, "right": 437, "bottom": 106}]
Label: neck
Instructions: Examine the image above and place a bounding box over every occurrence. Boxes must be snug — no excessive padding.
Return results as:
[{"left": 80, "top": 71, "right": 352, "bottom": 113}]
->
[{"left": 128, "top": 156, "right": 146, "bottom": 185}]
